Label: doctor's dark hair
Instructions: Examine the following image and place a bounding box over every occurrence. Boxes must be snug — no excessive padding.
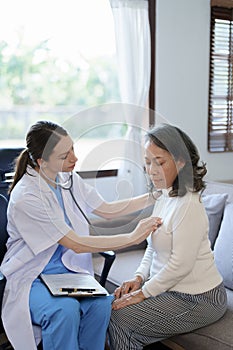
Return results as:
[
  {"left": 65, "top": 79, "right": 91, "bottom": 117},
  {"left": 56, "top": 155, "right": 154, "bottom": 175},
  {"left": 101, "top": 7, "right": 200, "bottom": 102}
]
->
[
  {"left": 146, "top": 124, "right": 207, "bottom": 197},
  {"left": 9, "top": 121, "right": 68, "bottom": 194}
]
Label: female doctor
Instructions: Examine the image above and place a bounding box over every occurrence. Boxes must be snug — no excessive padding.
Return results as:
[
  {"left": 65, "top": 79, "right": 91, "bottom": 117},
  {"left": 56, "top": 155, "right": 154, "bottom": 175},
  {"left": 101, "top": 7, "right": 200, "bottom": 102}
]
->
[{"left": 0, "top": 120, "right": 161, "bottom": 350}]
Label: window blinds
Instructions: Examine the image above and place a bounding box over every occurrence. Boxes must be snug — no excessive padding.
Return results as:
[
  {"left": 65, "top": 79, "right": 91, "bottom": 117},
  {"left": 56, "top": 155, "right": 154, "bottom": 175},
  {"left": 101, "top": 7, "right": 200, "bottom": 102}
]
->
[{"left": 208, "top": 7, "right": 233, "bottom": 152}]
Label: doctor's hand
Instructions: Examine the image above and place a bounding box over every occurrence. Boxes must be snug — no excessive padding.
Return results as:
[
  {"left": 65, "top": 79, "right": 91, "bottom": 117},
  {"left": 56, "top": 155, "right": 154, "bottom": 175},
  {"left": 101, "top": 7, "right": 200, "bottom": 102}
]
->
[
  {"left": 129, "top": 216, "right": 162, "bottom": 246},
  {"left": 114, "top": 276, "right": 143, "bottom": 299},
  {"left": 112, "top": 289, "right": 146, "bottom": 310}
]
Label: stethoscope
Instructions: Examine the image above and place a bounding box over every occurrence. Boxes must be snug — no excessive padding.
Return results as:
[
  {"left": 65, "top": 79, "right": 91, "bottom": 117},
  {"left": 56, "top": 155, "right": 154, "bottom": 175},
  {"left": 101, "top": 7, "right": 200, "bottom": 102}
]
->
[
  {"left": 40, "top": 168, "right": 92, "bottom": 225},
  {"left": 56, "top": 173, "right": 73, "bottom": 191},
  {"left": 40, "top": 167, "right": 73, "bottom": 190}
]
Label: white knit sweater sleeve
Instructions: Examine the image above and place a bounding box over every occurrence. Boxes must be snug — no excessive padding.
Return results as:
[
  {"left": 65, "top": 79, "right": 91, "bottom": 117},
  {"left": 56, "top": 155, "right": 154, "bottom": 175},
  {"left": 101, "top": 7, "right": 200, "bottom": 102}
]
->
[{"left": 134, "top": 243, "right": 154, "bottom": 282}]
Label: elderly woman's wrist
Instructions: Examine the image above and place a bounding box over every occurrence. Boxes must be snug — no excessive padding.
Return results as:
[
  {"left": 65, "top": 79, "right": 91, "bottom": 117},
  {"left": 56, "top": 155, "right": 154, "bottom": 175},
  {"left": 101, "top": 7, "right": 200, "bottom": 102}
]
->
[{"left": 135, "top": 275, "right": 143, "bottom": 286}]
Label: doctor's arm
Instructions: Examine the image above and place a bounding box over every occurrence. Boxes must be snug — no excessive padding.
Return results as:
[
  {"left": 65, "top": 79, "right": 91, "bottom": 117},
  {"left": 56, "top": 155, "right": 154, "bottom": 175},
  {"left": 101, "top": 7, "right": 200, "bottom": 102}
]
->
[
  {"left": 58, "top": 217, "right": 162, "bottom": 253},
  {"left": 93, "top": 192, "right": 158, "bottom": 220}
]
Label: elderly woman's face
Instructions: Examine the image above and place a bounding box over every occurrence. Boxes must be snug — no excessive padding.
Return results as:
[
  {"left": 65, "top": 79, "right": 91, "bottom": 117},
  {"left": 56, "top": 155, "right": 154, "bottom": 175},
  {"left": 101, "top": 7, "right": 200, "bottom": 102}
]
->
[{"left": 144, "top": 141, "right": 184, "bottom": 189}]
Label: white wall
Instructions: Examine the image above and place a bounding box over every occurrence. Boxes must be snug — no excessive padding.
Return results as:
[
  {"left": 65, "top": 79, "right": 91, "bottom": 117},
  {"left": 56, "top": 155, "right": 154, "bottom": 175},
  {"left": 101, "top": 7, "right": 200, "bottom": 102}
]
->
[{"left": 156, "top": 0, "right": 233, "bottom": 183}]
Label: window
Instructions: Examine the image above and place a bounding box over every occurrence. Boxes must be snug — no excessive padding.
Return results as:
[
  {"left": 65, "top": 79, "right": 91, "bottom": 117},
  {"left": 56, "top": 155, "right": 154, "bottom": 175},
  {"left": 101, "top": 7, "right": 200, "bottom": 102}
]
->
[
  {"left": 208, "top": 5, "right": 233, "bottom": 152},
  {"left": 0, "top": 0, "right": 122, "bottom": 170},
  {"left": 0, "top": 0, "right": 155, "bottom": 172}
]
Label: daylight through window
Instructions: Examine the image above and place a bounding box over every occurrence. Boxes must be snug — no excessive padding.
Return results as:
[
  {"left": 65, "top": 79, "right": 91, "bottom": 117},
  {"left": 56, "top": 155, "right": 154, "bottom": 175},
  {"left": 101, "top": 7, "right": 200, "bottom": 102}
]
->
[{"left": 0, "top": 0, "right": 123, "bottom": 170}]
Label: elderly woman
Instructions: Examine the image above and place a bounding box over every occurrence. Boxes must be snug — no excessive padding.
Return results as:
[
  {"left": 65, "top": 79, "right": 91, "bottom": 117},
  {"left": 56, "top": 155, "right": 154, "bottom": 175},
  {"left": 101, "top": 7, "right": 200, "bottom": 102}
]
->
[{"left": 109, "top": 124, "right": 227, "bottom": 350}]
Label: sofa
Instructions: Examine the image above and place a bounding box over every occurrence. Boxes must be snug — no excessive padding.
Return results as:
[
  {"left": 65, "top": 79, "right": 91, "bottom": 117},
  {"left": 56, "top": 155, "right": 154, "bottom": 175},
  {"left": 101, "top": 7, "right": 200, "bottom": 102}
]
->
[{"left": 92, "top": 181, "right": 233, "bottom": 350}]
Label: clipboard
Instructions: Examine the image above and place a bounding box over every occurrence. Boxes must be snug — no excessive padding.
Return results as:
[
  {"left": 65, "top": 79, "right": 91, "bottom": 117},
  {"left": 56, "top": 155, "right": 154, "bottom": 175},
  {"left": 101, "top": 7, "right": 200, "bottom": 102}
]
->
[{"left": 40, "top": 273, "right": 108, "bottom": 297}]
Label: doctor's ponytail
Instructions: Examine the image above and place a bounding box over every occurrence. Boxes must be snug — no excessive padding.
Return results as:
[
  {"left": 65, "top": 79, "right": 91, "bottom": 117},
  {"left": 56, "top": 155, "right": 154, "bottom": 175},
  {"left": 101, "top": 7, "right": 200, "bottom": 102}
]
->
[{"left": 8, "top": 149, "right": 36, "bottom": 194}]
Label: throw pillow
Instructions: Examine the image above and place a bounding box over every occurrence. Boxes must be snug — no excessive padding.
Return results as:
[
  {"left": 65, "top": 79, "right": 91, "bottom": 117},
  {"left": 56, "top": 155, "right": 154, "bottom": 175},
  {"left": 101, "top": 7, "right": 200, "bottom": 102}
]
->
[
  {"left": 214, "top": 202, "right": 233, "bottom": 290},
  {"left": 201, "top": 193, "right": 228, "bottom": 249}
]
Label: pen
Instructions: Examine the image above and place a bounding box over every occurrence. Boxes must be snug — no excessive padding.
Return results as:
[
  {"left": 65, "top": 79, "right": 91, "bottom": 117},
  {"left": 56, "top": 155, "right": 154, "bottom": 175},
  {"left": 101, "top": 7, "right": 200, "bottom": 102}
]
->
[{"left": 60, "top": 288, "right": 96, "bottom": 293}]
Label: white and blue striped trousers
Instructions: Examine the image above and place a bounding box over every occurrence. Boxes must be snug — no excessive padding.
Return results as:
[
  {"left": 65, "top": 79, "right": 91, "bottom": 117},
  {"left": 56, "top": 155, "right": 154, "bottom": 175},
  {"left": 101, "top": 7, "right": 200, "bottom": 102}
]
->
[{"left": 108, "top": 283, "right": 227, "bottom": 350}]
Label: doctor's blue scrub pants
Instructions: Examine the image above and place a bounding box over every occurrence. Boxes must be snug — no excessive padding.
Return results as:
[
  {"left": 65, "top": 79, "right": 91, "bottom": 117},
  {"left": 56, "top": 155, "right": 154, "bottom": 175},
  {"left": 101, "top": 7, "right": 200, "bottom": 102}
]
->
[{"left": 29, "top": 278, "right": 113, "bottom": 350}]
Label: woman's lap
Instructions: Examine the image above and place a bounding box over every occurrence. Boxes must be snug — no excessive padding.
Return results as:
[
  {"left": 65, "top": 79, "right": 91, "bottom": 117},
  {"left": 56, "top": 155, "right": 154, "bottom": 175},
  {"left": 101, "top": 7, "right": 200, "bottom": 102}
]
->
[{"left": 109, "top": 284, "right": 227, "bottom": 349}]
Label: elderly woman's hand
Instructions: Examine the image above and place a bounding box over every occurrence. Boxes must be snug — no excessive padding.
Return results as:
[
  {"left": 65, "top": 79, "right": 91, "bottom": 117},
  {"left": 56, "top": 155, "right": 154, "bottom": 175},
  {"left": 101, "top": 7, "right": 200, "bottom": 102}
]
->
[
  {"left": 112, "top": 289, "right": 146, "bottom": 310},
  {"left": 114, "top": 276, "right": 143, "bottom": 299}
]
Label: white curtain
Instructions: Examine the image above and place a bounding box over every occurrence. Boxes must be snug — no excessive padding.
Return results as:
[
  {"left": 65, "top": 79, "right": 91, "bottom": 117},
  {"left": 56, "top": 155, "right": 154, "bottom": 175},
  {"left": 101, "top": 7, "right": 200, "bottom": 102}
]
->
[{"left": 110, "top": 0, "right": 151, "bottom": 196}]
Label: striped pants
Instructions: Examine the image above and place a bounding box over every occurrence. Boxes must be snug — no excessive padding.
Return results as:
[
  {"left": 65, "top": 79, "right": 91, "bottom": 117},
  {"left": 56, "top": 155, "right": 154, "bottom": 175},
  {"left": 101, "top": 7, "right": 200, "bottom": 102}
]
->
[{"left": 108, "top": 283, "right": 227, "bottom": 350}]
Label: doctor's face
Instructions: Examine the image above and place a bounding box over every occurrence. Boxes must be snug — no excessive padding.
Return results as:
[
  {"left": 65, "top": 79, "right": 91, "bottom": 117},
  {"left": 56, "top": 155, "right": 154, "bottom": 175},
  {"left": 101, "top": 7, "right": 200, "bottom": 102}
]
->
[{"left": 44, "top": 135, "right": 78, "bottom": 175}]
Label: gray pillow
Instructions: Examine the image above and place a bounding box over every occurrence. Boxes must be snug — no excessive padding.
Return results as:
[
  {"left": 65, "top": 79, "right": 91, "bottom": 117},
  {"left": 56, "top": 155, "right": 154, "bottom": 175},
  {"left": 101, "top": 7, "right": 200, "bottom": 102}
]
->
[
  {"left": 201, "top": 193, "right": 228, "bottom": 249},
  {"left": 214, "top": 202, "right": 233, "bottom": 290}
]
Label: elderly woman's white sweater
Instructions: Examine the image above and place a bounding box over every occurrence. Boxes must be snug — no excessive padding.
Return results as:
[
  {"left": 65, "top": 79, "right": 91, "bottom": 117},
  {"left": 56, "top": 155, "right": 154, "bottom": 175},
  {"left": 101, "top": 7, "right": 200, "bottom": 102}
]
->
[{"left": 135, "top": 189, "right": 223, "bottom": 298}]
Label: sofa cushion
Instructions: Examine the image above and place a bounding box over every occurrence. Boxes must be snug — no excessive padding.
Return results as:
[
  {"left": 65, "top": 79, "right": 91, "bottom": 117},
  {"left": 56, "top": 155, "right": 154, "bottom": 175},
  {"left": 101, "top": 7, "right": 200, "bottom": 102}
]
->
[
  {"left": 214, "top": 202, "right": 233, "bottom": 290},
  {"left": 202, "top": 193, "right": 228, "bottom": 248}
]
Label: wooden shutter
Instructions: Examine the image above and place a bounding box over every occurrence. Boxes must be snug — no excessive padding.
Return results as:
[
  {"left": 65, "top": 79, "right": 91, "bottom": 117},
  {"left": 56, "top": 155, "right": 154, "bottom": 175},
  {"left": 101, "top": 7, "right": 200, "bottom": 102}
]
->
[{"left": 208, "top": 7, "right": 233, "bottom": 152}]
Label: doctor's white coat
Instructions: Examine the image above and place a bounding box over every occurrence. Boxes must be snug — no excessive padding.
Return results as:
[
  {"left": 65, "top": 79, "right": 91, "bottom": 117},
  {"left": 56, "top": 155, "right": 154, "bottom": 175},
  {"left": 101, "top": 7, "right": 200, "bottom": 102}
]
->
[{"left": 0, "top": 167, "right": 104, "bottom": 350}]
